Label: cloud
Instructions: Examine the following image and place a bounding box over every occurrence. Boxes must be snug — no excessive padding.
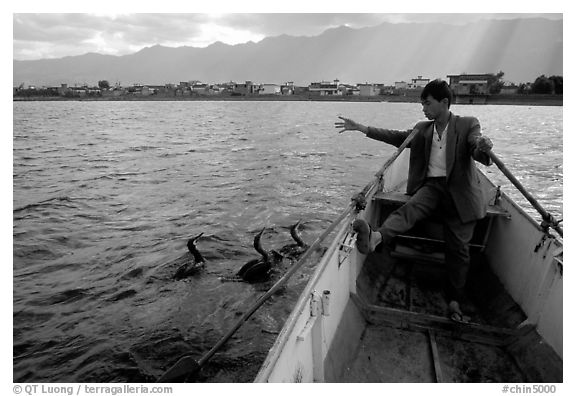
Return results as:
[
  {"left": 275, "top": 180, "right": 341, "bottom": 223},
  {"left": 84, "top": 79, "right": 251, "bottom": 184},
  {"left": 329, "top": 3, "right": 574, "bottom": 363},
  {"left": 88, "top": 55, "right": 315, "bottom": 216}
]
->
[
  {"left": 13, "top": 14, "right": 103, "bottom": 43},
  {"left": 10, "top": 13, "right": 416, "bottom": 59},
  {"left": 13, "top": 13, "right": 563, "bottom": 61},
  {"left": 216, "top": 14, "right": 388, "bottom": 36},
  {"left": 13, "top": 14, "right": 209, "bottom": 59}
]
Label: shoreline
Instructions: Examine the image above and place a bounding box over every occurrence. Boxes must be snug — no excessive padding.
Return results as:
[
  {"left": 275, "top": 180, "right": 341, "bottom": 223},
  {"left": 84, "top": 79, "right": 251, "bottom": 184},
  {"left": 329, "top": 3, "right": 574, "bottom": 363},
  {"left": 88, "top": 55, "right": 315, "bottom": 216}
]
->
[{"left": 13, "top": 93, "right": 563, "bottom": 106}]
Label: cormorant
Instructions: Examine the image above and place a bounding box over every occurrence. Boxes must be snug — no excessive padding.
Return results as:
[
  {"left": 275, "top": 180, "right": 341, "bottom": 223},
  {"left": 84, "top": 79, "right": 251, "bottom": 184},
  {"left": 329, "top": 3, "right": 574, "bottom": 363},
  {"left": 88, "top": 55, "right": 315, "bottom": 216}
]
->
[
  {"left": 278, "top": 221, "right": 309, "bottom": 260},
  {"left": 224, "top": 228, "right": 283, "bottom": 283},
  {"left": 173, "top": 233, "right": 205, "bottom": 280}
]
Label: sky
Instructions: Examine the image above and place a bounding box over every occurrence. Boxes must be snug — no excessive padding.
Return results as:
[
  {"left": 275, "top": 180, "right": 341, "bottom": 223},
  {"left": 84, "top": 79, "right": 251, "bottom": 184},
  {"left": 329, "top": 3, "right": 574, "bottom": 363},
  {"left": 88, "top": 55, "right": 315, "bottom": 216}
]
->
[{"left": 11, "top": 2, "right": 565, "bottom": 61}]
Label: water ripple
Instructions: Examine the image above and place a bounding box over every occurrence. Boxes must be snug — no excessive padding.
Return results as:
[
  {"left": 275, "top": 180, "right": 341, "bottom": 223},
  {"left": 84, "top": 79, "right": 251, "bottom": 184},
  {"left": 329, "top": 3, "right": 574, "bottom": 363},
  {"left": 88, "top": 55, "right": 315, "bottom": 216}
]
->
[{"left": 12, "top": 100, "right": 562, "bottom": 382}]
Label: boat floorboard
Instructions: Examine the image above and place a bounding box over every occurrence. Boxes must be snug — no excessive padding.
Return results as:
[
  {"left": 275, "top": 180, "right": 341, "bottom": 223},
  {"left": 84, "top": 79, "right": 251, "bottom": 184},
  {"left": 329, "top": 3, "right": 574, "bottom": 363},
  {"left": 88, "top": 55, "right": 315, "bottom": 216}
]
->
[
  {"left": 342, "top": 249, "right": 530, "bottom": 382},
  {"left": 340, "top": 324, "right": 526, "bottom": 382},
  {"left": 358, "top": 244, "right": 527, "bottom": 329}
]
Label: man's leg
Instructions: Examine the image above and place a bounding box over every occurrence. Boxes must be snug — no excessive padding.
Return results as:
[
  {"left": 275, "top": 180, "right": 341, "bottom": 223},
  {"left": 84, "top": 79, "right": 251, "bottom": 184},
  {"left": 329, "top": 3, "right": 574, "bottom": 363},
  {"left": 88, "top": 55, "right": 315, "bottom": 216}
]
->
[
  {"left": 443, "top": 211, "right": 477, "bottom": 319},
  {"left": 354, "top": 179, "right": 443, "bottom": 253},
  {"left": 378, "top": 182, "right": 443, "bottom": 245}
]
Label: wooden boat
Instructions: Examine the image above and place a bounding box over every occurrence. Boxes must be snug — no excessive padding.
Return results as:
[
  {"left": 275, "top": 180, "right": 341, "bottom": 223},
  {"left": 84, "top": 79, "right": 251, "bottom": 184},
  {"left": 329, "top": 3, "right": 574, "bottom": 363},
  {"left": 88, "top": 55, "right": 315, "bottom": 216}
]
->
[{"left": 254, "top": 145, "right": 563, "bottom": 383}]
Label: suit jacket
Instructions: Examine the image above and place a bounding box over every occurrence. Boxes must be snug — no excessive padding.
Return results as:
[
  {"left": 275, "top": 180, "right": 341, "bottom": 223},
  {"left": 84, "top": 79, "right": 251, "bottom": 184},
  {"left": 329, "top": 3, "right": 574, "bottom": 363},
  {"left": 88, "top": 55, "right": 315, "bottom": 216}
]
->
[{"left": 366, "top": 112, "right": 492, "bottom": 223}]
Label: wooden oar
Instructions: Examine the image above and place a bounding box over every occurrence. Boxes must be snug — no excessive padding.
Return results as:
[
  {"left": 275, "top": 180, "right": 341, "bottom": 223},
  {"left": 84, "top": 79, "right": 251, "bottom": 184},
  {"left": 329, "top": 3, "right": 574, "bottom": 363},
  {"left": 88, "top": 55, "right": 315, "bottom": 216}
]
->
[
  {"left": 156, "top": 126, "right": 421, "bottom": 383},
  {"left": 487, "top": 151, "right": 563, "bottom": 237}
]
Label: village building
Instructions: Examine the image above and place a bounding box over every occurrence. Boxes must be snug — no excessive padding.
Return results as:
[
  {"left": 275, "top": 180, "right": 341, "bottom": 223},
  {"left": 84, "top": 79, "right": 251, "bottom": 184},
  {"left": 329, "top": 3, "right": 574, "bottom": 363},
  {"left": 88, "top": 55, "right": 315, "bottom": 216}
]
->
[
  {"left": 447, "top": 73, "right": 491, "bottom": 95},
  {"left": 394, "top": 81, "right": 408, "bottom": 90},
  {"left": 357, "top": 83, "right": 378, "bottom": 96},
  {"left": 260, "top": 84, "right": 281, "bottom": 95},
  {"left": 141, "top": 86, "right": 158, "bottom": 96},
  {"left": 500, "top": 82, "right": 519, "bottom": 95},
  {"left": 191, "top": 82, "right": 208, "bottom": 94},
  {"left": 233, "top": 81, "right": 259, "bottom": 95},
  {"left": 58, "top": 84, "right": 69, "bottom": 96},
  {"left": 308, "top": 80, "right": 341, "bottom": 96},
  {"left": 377, "top": 84, "right": 394, "bottom": 95},
  {"left": 206, "top": 84, "right": 224, "bottom": 95},
  {"left": 339, "top": 84, "right": 360, "bottom": 96},
  {"left": 408, "top": 76, "right": 430, "bottom": 90},
  {"left": 281, "top": 82, "right": 295, "bottom": 95}
]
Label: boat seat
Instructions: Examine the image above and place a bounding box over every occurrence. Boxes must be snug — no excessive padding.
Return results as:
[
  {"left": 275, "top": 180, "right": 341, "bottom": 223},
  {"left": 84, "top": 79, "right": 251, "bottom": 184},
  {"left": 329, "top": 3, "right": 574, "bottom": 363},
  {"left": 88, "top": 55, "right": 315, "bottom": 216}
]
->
[
  {"left": 372, "top": 190, "right": 510, "bottom": 261},
  {"left": 373, "top": 191, "right": 510, "bottom": 218}
]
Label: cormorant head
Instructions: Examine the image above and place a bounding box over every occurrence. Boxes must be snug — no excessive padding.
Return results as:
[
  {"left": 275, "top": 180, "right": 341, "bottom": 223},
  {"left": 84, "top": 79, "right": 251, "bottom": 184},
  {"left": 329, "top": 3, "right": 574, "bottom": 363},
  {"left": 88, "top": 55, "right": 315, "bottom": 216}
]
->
[
  {"left": 290, "top": 220, "right": 307, "bottom": 247},
  {"left": 187, "top": 233, "right": 205, "bottom": 262},
  {"left": 253, "top": 228, "right": 270, "bottom": 259}
]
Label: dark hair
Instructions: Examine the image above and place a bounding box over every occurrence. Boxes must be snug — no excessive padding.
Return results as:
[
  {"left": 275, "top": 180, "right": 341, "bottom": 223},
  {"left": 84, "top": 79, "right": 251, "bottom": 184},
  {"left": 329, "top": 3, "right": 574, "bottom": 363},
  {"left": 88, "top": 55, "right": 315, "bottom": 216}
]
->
[{"left": 421, "top": 79, "right": 453, "bottom": 108}]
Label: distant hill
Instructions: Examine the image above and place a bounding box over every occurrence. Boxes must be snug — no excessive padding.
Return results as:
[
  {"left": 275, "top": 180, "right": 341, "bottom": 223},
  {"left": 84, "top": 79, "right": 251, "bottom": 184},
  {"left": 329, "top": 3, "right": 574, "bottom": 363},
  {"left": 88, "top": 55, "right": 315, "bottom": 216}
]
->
[{"left": 13, "top": 18, "right": 562, "bottom": 87}]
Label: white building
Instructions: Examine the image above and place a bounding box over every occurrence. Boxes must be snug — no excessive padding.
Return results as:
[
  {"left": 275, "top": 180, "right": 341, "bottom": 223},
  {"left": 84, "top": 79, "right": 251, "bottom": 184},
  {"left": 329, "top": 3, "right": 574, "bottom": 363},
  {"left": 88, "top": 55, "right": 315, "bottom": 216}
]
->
[
  {"left": 309, "top": 80, "right": 341, "bottom": 96},
  {"left": 260, "top": 84, "right": 281, "bottom": 95},
  {"left": 408, "top": 76, "right": 430, "bottom": 89},
  {"left": 191, "top": 83, "right": 208, "bottom": 93}
]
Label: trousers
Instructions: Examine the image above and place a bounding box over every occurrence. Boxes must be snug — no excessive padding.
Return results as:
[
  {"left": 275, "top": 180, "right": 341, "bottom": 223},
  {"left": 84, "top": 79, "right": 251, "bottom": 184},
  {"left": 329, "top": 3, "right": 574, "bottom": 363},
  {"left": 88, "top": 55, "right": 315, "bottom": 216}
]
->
[{"left": 377, "top": 177, "right": 477, "bottom": 302}]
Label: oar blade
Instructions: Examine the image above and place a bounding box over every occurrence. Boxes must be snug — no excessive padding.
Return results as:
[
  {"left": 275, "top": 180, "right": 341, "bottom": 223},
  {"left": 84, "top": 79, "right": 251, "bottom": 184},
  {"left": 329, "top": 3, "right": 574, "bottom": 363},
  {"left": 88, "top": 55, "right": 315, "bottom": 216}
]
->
[{"left": 156, "top": 356, "right": 201, "bottom": 383}]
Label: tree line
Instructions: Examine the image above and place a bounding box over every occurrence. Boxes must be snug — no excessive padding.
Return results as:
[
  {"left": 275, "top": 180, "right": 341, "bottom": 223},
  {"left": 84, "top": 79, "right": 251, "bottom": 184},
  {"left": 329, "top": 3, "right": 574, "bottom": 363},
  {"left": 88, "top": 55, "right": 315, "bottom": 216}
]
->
[
  {"left": 524, "top": 75, "right": 563, "bottom": 95},
  {"left": 488, "top": 72, "right": 562, "bottom": 95}
]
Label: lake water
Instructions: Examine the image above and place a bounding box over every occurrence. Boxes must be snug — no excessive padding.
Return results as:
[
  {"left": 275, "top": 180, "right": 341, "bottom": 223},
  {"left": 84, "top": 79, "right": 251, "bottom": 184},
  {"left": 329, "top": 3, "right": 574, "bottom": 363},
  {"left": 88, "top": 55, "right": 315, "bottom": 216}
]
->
[{"left": 12, "top": 100, "right": 562, "bottom": 382}]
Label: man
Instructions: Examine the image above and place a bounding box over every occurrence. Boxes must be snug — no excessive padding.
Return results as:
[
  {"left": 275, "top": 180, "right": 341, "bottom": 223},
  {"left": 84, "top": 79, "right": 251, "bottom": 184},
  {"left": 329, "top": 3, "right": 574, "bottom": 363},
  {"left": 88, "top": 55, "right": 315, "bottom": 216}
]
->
[{"left": 335, "top": 79, "right": 493, "bottom": 322}]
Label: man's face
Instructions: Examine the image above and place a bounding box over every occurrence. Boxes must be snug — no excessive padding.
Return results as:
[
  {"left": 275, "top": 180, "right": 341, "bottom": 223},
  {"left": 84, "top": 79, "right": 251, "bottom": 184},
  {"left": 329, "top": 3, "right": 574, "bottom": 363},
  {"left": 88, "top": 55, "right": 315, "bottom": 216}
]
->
[{"left": 421, "top": 95, "right": 446, "bottom": 120}]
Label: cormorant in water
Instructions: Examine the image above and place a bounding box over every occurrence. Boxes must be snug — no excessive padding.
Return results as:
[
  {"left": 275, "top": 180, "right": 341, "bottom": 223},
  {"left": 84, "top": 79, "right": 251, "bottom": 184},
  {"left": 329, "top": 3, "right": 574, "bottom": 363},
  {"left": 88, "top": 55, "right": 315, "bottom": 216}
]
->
[
  {"left": 225, "top": 228, "right": 283, "bottom": 283},
  {"left": 173, "top": 233, "right": 205, "bottom": 280},
  {"left": 278, "top": 221, "right": 309, "bottom": 260}
]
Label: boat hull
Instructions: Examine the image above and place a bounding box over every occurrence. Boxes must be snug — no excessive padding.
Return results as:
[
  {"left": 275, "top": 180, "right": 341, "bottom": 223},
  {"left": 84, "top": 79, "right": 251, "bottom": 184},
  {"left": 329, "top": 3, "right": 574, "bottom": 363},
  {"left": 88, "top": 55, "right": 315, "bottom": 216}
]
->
[{"left": 255, "top": 149, "right": 562, "bottom": 383}]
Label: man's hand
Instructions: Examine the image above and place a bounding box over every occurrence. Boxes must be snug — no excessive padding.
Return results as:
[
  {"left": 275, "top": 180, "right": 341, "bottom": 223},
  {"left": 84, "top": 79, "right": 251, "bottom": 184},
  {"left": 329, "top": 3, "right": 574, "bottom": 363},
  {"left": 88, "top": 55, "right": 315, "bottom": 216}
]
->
[
  {"left": 335, "top": 116, "right": 366, "bottom": 134},
  {"left": 477, "top": 136, "right": 493, "bottom": 153},
  {"left": 351, "top": 192, "right": 367, "bottom": 211}
]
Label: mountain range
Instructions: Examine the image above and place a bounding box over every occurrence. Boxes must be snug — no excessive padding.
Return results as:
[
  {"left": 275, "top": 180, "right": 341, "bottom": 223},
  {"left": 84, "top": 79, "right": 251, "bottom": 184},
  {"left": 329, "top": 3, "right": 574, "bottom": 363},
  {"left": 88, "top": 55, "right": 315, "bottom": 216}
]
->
[{"left": 13, "top": 17, "right": 562, "bottom": 87}]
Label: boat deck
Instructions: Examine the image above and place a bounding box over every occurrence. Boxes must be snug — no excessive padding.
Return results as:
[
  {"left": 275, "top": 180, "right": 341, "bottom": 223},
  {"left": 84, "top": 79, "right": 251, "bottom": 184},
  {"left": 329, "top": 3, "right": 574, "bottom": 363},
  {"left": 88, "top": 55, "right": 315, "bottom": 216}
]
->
[
  {"left": 340, "top": 250, "right": 533, "bottom": 383},
  {"left": 341, "top": 324, "right": 526, "bottom": 382}
]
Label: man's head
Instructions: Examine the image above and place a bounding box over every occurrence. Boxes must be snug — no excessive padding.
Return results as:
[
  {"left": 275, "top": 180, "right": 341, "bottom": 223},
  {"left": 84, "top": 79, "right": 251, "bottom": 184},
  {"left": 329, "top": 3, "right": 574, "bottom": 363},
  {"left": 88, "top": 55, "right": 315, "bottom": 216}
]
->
[{"left": 420, "top": 79, "right": 453, "bottom": 120}]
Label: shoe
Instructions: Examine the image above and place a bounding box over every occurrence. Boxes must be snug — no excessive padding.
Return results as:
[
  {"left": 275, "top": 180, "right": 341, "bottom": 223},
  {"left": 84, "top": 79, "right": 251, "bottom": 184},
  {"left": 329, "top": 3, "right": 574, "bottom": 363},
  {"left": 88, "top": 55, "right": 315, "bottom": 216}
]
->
[{"left": 353, "top": 219, "right": 373, "bottom": 254}]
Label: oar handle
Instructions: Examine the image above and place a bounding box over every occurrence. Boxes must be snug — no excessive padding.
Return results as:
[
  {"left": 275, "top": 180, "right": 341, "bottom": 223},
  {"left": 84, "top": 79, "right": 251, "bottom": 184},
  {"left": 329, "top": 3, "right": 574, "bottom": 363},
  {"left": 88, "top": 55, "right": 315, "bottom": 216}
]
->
[{"left": 488, "top": 151, "right": 563, "bottom": 237}]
